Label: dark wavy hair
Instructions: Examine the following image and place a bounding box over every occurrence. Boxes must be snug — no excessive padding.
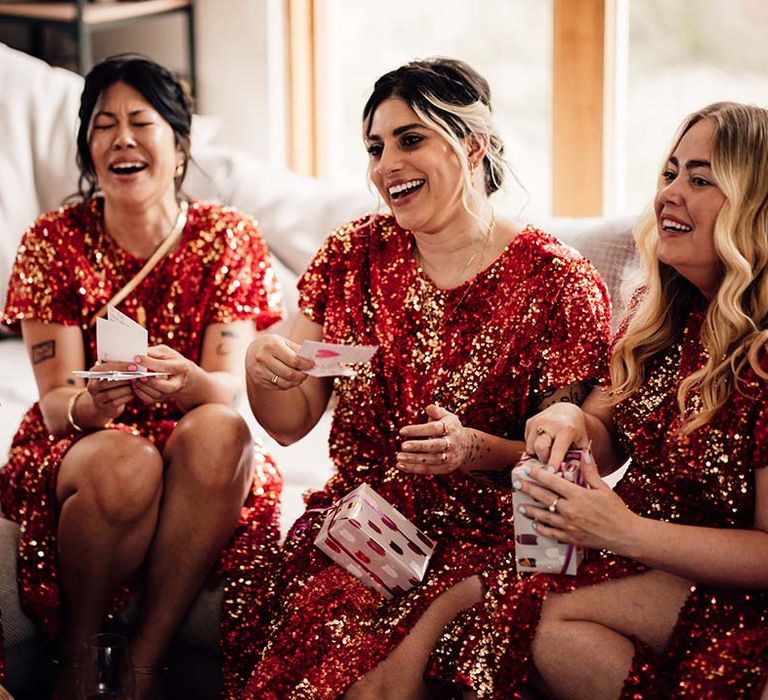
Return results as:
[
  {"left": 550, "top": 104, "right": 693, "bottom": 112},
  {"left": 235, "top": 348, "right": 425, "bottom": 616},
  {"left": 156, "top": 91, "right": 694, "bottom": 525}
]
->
[
  {"left": 362, "top": 57, "right": 506, "bottom": 196},
  {"left": 75, "top": 53, "right": 192, "bottom": 200}
]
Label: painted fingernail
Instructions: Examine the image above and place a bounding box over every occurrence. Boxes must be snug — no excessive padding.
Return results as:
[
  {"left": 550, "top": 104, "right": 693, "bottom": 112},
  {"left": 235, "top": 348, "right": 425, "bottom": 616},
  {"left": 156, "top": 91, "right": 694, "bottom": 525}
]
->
[
  {"left": 518, "top": 505, "right": 527, "bottom": 515},
  {"left": 531, "top": 521, "right": 538, "bottom": 530},
  {"left": 133, "top": 356, "right": 142, "bottom": 362},
  {"left": 512, "top": 480, "right": 523, "bottom": 490},
  {"left": 522, "top": 465, "right": 531, "bottom": 475},
  {"left": 128, "top": 364, "right": 137, "bottom": 371},
  {"left": 546, "top": 465, "right": 556, "bottom": 473},
  {"left": 583, "top": 450, "right": 593, "bottom": 464}
]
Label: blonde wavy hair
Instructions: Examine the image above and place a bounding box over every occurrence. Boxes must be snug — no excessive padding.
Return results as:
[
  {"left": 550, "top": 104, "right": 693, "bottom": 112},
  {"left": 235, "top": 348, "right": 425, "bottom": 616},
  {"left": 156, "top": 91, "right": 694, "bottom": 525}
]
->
[{"left": 611, "top": 101, "right": 768, "bottom": 433}]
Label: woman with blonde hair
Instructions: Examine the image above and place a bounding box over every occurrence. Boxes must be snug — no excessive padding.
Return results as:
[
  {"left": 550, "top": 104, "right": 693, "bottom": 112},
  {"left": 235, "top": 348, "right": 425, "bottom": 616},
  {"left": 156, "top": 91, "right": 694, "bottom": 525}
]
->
[{"left": 436, "top": 101, "right": 768, "bottom": 699}]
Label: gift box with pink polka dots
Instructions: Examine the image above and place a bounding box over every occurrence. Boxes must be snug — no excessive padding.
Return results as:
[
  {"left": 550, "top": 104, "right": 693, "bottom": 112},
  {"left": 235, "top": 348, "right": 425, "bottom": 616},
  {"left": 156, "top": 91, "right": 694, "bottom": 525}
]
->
[{"left": 315, "top": 482, "right": 436, "bottom": 598}]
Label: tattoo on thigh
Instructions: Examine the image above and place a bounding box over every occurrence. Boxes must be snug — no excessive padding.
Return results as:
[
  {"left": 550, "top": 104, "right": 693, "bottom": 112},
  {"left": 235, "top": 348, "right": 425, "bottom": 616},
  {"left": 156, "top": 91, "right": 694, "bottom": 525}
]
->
[{"left": 31, "top": 339, "right": 55, "bottom": 364}]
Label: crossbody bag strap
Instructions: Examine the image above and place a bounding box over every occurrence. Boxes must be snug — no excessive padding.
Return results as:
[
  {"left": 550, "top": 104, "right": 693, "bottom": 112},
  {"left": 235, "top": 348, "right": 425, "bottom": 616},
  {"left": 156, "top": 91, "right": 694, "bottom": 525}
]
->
[{"left": 89, "top": 200, "right": 189, "bottom": 328}]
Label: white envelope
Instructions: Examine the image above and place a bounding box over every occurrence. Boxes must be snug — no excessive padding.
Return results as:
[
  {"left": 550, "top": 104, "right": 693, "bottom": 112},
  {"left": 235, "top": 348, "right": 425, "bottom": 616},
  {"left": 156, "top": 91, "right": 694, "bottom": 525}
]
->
[{"left": 96, "top": 307, "right": 148, "bottom": 363}]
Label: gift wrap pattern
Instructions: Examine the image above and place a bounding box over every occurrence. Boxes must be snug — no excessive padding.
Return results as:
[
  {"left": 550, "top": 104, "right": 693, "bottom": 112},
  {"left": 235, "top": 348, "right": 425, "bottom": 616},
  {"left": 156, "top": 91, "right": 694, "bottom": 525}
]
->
[
  {"left": 315, "top": 482, "right": 436, "bottom": 598},
  {"left": 512, "top": 450, "right": 585, "bottom": 575}
]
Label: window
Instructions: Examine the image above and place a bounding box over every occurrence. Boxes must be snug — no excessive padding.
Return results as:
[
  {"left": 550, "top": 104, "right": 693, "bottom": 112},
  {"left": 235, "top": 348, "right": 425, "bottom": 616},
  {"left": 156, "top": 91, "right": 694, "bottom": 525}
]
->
[
  {"left": 624, "top": 0, "right": 768, "bottom": 214},
  {"left": 314, "top": 0, "right": 553, "bottom": 217}
]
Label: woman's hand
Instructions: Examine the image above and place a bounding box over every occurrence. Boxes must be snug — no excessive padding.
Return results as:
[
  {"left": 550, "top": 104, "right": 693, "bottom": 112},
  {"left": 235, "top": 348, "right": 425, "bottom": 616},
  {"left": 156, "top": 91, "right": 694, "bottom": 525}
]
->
[
  {"left": 396, "top": 404, "right": 469, "bottom": 475},
  {"left": 131, "top": 344, "right": 196, "bottom": 404},
  {"left": 514, "top": 453, "right": 640, "bottom": 552},
  {"left": 85, "top": 360, "right": 134, "bottom": 422},
  {"left": 524, "top": 402, "right": 590, "bottom": 467},
  {"left": 245, "top": 334, "right": 315, "bottom": 391}
]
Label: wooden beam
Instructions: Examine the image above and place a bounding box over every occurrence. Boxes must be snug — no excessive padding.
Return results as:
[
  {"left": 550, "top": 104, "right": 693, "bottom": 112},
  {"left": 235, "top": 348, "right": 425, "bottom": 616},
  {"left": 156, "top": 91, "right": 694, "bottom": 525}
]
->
[
  {"left": 285, "top": 0, "right": 317, "bottom": 176},
  {"left": 552, "top": 0, "right": 606, "bottom": 216}
]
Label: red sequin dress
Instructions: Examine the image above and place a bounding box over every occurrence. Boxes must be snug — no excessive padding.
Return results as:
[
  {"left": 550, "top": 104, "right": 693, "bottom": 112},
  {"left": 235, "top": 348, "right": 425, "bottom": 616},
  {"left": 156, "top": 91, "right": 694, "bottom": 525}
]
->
[
  {"left": 678, "top": 627, "right": 768, "bottom": 699},
  {"left": 242, "top": 214, "right": 611, "bottom": 698},
  {"left": 434, "top": 308, "right": 768, "bottom": 698},
  {"left": 1, "top": 198, "right": 284, "bottom": 694}
]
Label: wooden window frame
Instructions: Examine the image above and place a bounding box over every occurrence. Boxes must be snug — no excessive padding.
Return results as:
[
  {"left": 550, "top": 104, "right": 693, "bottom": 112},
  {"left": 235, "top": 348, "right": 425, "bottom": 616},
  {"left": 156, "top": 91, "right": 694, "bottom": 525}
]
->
[{"left": 286, "top": 0, "right": 617, "bottom": 217}]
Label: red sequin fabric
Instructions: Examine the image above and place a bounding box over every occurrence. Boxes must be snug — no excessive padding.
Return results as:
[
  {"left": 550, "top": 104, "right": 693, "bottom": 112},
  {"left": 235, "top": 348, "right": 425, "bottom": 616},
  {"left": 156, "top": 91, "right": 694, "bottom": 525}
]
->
[
  {"left": 678, "top": 627, "right": 768, "bottom": 699},
  {"left": 434, "top": 308, "right": 768, "bottom": 698},
  {"left": 1, "top": 198, "right": 284, "bottom": 693},
  {"left": 242, "top": 214, "right": 611, "bottom": 698}
]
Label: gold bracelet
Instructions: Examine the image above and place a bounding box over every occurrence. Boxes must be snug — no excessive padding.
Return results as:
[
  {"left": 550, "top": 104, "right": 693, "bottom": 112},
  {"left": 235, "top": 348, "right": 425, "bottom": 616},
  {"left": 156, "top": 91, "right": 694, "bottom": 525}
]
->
[{"left": 66, "top": 388, "right": 88, "bottom": 433}]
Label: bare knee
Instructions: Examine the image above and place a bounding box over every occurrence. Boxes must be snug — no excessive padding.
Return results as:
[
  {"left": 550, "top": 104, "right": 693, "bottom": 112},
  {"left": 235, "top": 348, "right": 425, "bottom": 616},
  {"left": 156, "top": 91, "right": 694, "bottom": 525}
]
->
[
  {"left": 165, "top": 404, "right": 253, "bottom": 492},
  {"left": 58, "top": 430, "right": 163, "bottom": 522}
]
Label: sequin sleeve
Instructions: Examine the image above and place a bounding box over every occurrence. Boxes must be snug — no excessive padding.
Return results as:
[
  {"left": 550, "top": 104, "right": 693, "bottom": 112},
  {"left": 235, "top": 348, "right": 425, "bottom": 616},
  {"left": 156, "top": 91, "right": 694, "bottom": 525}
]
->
[
  {"left": 750, "top": 388, "right": 768, "bottom": 471},
  {"left": 297, "top": 217, "right": 367, "bottom": 325},
  {"left": 207, "top": 210, "right": 284, "bottom": 330},
  {"left": 2, "top": 210, "right": 81, "bottom": 331},
  {"left": 536, "top": 259, "right": 612, "bottom": 391}
]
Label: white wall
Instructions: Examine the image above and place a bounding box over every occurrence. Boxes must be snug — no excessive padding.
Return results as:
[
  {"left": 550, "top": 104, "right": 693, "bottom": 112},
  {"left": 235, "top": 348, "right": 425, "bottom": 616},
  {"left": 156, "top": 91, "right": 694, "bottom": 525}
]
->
[{"left": 91, "top": 0, "right": 286, "bottom": 166}]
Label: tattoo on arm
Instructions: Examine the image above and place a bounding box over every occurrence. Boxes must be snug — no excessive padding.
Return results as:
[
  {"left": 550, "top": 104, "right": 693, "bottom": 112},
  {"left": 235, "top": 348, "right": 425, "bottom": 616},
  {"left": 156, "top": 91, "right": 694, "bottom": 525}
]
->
[
  {"left": 221, "top": 330, "right": 238, "bottom": 338},
  {"left": 31, "top": 339, "right": 55, "bottom": 364},
  {"left": 468, "top": 468, "right": 513, "bottom": 488},
  {"left": 535, "top": 381, "right": 588, "bottom": 411},
  {"left": 462, "top": 430, "right": 509, "bottom": 486}
]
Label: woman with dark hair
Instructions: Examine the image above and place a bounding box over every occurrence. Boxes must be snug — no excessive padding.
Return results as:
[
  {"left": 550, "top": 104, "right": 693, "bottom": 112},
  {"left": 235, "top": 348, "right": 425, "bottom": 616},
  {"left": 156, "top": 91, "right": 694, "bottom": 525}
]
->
[
  {"left": 241, "top": 57, "right": 611, "bottom": 698},
  {"left": 434, "top": 102, "right": 768, "bottom": 699},
  {"left": 1, "top": 54, "right": 283, "bottom": 699}
]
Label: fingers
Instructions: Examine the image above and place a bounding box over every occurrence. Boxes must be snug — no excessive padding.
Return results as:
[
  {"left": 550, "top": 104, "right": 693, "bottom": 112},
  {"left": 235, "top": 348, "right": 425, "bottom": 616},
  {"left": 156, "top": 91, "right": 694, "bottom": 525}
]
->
[
  {"left": 579, "top": 448, "right": 606, "bottom": 489},
  {"left": 247, "top": 335, "right": 313, "bottom": 390},
  {"left": 396, "top": 447, "right": 456, "bottom": 475}
]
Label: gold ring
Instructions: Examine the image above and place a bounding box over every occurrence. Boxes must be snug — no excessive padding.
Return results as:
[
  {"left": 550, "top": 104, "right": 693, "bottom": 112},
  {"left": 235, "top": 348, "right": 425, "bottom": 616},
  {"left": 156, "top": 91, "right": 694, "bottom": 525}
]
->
[
  {"left": 441, "top": 422, "right": 448, "bottom": 436},
  {"left": 445, "top": 437, "right": 452, "bottom": 451},
  {"left": 441, "top": 452, "right": 448, "bottom": 463},
  {"left": 548, "top": 497, "right": 560, "bottom": 513},
  {"left": 270, "top": 373, "right": 280, "bottom": 385}
]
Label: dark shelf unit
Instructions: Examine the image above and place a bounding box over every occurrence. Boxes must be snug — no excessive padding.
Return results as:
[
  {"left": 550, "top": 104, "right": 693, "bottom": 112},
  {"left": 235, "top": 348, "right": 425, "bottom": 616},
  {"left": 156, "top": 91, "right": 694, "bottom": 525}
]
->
[{"left": 0, "top": 0, "right": 196, "bottom": 93}]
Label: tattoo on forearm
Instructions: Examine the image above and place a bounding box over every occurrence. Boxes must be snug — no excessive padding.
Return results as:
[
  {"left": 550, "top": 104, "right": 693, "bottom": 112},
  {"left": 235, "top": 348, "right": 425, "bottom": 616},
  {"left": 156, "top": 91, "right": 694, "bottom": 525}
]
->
[
  {"left": 468, "top": 468, "right": 512, "bottom": 488},
  {"left": 536, "top": 381, "right": 587, "bottom": 410},
  {"left": 31, "top": 340, "right": 55, "bottom": 364},
  {"left": 221, "top": 330, "right": 238, "bottom": 338}
]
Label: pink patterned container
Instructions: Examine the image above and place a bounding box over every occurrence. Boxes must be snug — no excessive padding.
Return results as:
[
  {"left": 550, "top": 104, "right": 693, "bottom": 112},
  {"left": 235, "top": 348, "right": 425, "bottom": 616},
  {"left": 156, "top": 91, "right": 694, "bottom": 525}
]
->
[
  {"left": 512, "top": 450, "right": 585, "bottom": 575},
  {"left": 314, "top": 483, "right": 436, "bottom": 599}
]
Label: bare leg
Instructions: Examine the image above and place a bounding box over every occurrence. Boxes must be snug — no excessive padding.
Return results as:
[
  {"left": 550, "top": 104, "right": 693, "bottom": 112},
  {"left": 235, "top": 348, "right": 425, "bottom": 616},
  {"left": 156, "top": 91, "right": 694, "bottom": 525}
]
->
[
  {"left": 129, "top": 404, "right": 253, "bottom": 696},
  {"left": 344, "top": 576, "right": 484, "bottom": 700},
  {"left": 532, "top": 569, "right": 692, "bottom": 700},
  {"left": 54, "top": 431, "right": 164, "bottom": 695}
]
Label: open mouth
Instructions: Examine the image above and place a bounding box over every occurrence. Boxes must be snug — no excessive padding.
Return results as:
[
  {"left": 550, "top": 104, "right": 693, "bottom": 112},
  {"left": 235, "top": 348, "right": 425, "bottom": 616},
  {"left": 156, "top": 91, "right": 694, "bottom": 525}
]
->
[
  {"left": 109, "top": 162, "right": 149, "bottom": 176},
  {"left": 388, "top": 179, "right": 425, "bottom": 200},
  {"left": 660, "top": 217, "right": 693, "bottom": 233}
]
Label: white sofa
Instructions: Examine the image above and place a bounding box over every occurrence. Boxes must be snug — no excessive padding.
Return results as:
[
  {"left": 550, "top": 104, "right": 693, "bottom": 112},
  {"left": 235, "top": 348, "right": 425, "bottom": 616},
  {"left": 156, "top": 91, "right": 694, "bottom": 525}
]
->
[{"left": 0, "top": 43, "right": 637, "bottom": 698}]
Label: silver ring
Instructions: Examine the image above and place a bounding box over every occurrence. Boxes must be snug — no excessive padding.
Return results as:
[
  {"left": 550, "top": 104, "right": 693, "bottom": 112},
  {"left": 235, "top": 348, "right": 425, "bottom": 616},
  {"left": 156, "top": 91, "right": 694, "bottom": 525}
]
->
[
  {"left": 441, "top": 452, "right": 448, "bottom": 463},
  {"left": 445, "top": 437, "right": 452, "bottom": 451},
  {"left": 548, "top": 497, "right": 560, "bottom": 513},
  {"left": 270, "top": 373, "right": 280, "bottom": 385}
]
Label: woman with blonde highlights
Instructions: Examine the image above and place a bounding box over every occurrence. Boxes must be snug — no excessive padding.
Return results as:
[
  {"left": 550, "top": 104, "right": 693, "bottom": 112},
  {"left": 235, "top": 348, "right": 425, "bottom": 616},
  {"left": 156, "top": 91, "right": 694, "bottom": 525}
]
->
[
  {"left": 430, "top": 102, "right": 768, "bottom": 699},
  {"left": 242, "top": 57, "right": 611, "bottom": 698}
]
